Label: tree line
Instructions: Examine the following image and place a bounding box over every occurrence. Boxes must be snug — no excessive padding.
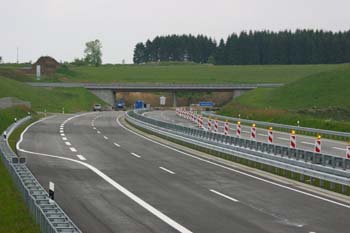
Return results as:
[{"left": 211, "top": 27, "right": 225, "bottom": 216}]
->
[{"left": 133, "top": 30, "right": 350, "bottom": 65}]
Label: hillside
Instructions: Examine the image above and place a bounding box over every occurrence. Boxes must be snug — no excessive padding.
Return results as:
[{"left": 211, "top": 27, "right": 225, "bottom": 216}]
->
[
  {"left": 219, "top": 64, "right": 350, "bottom": 131},
  {"left": 52, "top": 63, "right": 345, "bottom": 84},
  {"left": 0, "top": 76, "right": 104, "bottom": 113}
]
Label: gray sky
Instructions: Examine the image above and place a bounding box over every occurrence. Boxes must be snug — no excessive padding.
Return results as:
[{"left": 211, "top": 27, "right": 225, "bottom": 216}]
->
[{"left": 1, "top": 0, "right": 349, "bottom": 64}]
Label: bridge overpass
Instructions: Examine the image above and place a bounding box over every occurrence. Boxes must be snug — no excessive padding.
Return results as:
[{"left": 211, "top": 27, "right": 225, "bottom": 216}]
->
[{"left": 28, "top": 82, "right": 284, "bottom": 106}]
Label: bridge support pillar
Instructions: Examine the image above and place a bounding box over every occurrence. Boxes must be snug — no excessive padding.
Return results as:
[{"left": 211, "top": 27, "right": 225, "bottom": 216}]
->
[
  {"left": 232, "top": 89, "right": 248, "bottom": 100},
  {"left": 89, "top": 89, "right": 117, "bottom": 107},
  {"left": 172, "top": 91, "right": 177, "bottom": 107}
]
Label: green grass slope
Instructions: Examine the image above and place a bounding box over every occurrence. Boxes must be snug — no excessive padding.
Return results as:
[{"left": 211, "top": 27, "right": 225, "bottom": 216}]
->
[
  {"left": 219, "top": 64, "right": 350, "bottom": 131},
  {"left": 0, "top": 76, "right": 104, "bottom": 113},
  {"left": 0, "top": 107, "right": 40, "bottom": 233},
  {"left": 53, "top": 63, "right": 345, "bottom": 84}
]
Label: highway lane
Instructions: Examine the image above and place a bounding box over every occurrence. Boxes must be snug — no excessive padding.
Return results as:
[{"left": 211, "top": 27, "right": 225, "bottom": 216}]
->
[
  {"left": 18, "top": 112, "right": 350, "bottom": 233},
  {"left": 145, "top": 110, "right": 349, "bottom": 157}
]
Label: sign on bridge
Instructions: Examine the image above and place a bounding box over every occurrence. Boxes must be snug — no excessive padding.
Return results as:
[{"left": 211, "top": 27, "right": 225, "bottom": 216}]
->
[{"left": 199, "top": 101, "right": 214, "bottom": 107}]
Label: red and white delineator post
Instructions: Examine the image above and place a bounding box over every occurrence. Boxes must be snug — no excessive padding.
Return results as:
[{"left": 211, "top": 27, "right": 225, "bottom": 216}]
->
[
  {"left": 214, "top": 119, "right": 219, "bottom": 132},
  {"left": 314, "top": 135, "right": 321, "bottom": 153},
  {"left": 207, "top": 117, "right": 212, "bottom": 131},
  {"left": 251, "top": 124, "right": 257, "bottom": 140},
  {"left": 268, "top": 127, "right": 273, "bottom": 144},
  {"left": 224, "top": 120, "right": 229, "bottom": 136},
  {"left": 198, "top": 116, "right": 203, "bottom": 129},
  {"left": 290, "top": 130, "right": 297, "bottom": 149},
  {"left": 346, "top": 144, "right": 350, "bottom": 159},
  {"left": 236, "top": 121, "right": 241, "bottom": 138}
]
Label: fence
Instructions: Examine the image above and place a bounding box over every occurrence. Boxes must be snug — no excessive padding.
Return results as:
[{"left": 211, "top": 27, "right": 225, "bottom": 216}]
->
[
  {"left": 0, "top": 117, "right": 81, "bottom": 233},
  {"left": 126, "top": 110, "right": 350, "bottom": 193}
]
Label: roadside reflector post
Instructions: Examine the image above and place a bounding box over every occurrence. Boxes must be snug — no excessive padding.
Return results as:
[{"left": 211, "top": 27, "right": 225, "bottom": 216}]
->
[
  {"left": 290, "top": 130, "right": 296, "bottom": 149},
  {"left": 314, "top": 135, "right": 321, "bottom": 153},
  {"left": 236, "top": 121, "right": 241, "bottom": 138},
  {"left": 49, "top": 181, "right": 55, "bottom": 201},
  {"left": 251, "top": 123, "right": 256, "bottom": 140},
  {"left": 214, "top": 119, "right": 218, "bottom": 132},
  {"left": 346, "top": 143, "right": 350, "bottom": 159},
  {"left": 224, "top": 120, "right": 229, "bottom": 136},
  {"left": 208, "top": 117, "right": 212, "bottom": 131},
  {"left": 268, "top": 127, "right": 273, "bottom": 144}
]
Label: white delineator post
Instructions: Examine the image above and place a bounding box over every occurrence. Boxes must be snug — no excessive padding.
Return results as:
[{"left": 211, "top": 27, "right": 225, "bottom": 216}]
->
[
  {"left": 214, "top": 119, "right": 218, "bottom": 132},
  {"left": 314, "top": 135, "right": 321, "bottom": 153},
  {"left": 236, "top": 121, "right": 241, "bottom": 138},
  {"left": 251, "top": 123, "right": 257, "bottom": 140},
  {"left": 268, "top": 127, "right": 273, "bottom": 144},
  {"left": 49, "top": 181, "right": 55, "bottom": 202},
  {"left": 290, "top": 130, "right": 297, "bottom": 149},
  {"left": 346, "top": 144, "right": 350, "bottom": 159},
  {"left": 224, "top": 120, "right": 229, "bottom": 136}
]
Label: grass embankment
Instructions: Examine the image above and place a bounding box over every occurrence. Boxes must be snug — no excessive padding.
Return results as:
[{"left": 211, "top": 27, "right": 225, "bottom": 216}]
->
[
  {"left": 219, "top": 64, "right": 350, "bottom": 132},
  {"left": 49, "top": 63, "right": 345, "bottom": 84},
  {"left": 0, "top": 106, "right": 40, "bottom": 233},
  {"left": 0, "top": 75, "right": 104, "bottom": 113}
]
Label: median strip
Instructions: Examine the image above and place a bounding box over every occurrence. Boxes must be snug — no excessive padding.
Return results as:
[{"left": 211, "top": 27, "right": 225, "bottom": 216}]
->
[{"left": 209, "top": 189, "right": 239, "bottom": 202}]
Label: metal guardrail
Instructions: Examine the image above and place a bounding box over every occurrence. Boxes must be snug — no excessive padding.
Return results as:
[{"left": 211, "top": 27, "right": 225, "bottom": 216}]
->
[
  {"left": 27, "top": 82, "right": 284, "bottom": 90},
  {"left": 126, "top": 110, "right": 350, "bottom": 187},
  {"left": 0, "top": 117, "right": 81, "bottom": 233},
  {"left": 202, "top": 112, "right": 350, "bottom": 139}
]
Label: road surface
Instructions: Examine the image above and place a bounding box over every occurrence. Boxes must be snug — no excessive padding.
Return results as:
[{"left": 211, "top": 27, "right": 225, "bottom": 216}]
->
[
  {"left": 145, "top": 110, "right": 349, "bottom": 157},
  {"left": 17, "top": 111, "right": 350, "bottom": 233}
]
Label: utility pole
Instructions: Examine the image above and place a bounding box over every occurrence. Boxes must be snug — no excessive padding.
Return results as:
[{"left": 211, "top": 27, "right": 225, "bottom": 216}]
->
[{"left": 16, "top": 47, "right": 19, "bottom": 64}]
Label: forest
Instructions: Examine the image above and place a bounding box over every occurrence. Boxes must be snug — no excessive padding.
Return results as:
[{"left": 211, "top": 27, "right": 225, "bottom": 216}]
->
[{"left": 133, "top": 30, "right": 350, "bottom": 65}]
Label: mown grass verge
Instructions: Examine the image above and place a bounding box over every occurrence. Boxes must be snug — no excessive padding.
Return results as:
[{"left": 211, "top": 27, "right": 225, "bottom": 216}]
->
[
  {"left": 0, "top": 106, "right": 40, "bottom": 233},
  {"left": 219, "top": 64, "right": 350, "bottom": 134}
]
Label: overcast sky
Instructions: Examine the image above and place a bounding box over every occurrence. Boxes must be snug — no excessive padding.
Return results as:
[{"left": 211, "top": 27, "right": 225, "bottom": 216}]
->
[{"left": 1, "top": 0, "right": 349, "bottom": 64}]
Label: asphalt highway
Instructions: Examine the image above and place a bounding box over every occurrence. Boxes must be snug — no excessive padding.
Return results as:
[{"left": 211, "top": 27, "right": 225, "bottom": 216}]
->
[
  {"left": 145, "top": 110, "right": 349, "bottom": 157},
  {"left": 17, "top": 111, "right": 350, "bottom": 233}
]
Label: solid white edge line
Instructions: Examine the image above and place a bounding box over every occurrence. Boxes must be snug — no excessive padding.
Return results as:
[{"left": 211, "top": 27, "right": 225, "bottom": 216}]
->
[
  {"left": 301, "top": 141, "right": 314, "bottom": 145},
  {"left": 131, "top": 152, "right": 141, "bottom": 158},
  {"left": 76, "top": 154, "right": 86, "bottom": 161},
  {"left": 277, "top": 137, "right": 289, "bottom": 141},
  {"left": 70, "top": 147, "right": 77, "bottom": 152},
  {"left": 159, "top": 166, "right": 175, "bottom": 174},
  {"left": 117, "top": 115, "right": 350, "bottom": 209},
  {"left": 333, "top": 147, "right": 347, "bottom": 151},
  {"left": 16, "top": 115, "right": 192, "bottom": 233},
  {"left": 114, "top": 142, "right": 120, "bottom": 147},
  {"left": 210, "top": 189, "right": 239, "bottom": 202}
]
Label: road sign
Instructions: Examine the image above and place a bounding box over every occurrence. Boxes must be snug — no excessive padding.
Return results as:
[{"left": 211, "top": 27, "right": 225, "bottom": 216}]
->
[{"left": 199, "top": 102, "right": 214, "bottom": 107}]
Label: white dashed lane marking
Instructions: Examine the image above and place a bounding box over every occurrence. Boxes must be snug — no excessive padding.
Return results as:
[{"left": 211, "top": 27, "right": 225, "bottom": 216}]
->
[
  {"left": 70, "top": 147, "right": 77, "bottom": 152},
  {"left": 131, "top": 152, "right": 141, "bottom": 158},
  {"left": 76, "top": 155, "right": 86, "bottom": 161},
  {"left": 159, "top": 167, "right": 175, "bottom": 174},
  {"left": 97, "top": 131, "right": 101, "bottom": 134},
  {"left": 114, "top": 143, "right": 120, "bottom": 147},
  {"left": 104, "top": 136, "right": 109, "bottom": 140},
  {"left": 210, "top": 189, "right": 239, "bottom": 202},
  {"left": 62, "top": 137, "right": 67, "bottom": 141},
  {"left": 65, "top": 142, "right": 71, "bottom": 146}
]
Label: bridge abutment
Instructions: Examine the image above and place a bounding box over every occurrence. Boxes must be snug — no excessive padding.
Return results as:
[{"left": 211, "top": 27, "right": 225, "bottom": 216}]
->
[{"left": 89, "top": 89, "right": 116, "bottom": 106}]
